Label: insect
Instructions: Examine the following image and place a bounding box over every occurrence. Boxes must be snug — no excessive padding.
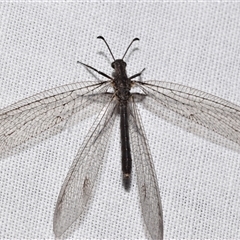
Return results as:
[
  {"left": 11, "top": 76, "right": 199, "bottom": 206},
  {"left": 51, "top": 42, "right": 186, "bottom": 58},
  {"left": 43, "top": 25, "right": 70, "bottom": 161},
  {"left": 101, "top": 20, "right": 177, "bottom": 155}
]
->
[{"left": 1, "top": 37, "right": 240, "bottom": 239}]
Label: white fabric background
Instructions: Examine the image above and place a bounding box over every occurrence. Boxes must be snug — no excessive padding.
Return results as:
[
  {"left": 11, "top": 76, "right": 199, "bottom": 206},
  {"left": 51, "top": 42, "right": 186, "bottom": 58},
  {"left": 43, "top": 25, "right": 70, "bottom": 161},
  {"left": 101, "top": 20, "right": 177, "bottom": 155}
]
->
[{"left": 0, "top": 3, "right": 240, "bottom": 239}]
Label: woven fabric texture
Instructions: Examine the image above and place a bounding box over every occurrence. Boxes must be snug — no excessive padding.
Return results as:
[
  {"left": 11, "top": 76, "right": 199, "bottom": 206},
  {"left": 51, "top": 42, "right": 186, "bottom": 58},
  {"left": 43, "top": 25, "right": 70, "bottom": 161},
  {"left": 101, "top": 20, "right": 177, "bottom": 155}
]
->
[{"left": 0, "top": 3, "right": 240, "bottom": 239}]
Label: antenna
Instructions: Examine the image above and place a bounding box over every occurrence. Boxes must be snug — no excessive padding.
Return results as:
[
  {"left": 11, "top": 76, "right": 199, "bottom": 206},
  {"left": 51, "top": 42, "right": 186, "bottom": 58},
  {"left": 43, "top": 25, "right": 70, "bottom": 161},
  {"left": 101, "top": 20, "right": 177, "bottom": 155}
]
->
[
  {"left": 122, "top": 38, "right": 139, "bottom": 60},
  {"left": 97, "top": 36, "right": 115, "bottom": 61},
  {"left": 97, "top": 36, "right": 140, "bottom": 61}
]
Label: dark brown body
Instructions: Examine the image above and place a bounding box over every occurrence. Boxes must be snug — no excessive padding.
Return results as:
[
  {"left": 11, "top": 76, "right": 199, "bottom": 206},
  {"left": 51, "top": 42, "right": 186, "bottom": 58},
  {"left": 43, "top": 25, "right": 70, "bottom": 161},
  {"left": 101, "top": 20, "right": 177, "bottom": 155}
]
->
[{"left": 112, "top": 59, "right": 132, "bottom": 178}]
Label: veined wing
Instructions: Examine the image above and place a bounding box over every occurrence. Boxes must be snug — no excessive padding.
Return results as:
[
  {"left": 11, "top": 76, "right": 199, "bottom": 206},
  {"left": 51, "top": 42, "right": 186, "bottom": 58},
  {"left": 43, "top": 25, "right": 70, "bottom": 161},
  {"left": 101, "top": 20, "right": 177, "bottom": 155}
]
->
[
  {"left": 0, "top": 81, "right": 111, "bottom": 153},
  {"left": 136, "top": 80, "right": 240, "bottom": 145},
  {"left": 53, "top": 96, "right": 117, "bottom": 237},
  {"left": 128, "top": 96, "right": 163, "bottom": 240}
]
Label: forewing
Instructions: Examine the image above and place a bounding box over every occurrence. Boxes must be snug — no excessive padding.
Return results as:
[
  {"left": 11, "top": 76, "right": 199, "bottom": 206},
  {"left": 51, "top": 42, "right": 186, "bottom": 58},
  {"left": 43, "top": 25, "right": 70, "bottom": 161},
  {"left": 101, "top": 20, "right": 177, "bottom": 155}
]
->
[
  {"left": 128, "top": 96, "right": 163, "bottom": 240},
  {"left": 137, "top": 81, "right": 240, "bottom": 145},
  {"left": 53, "top": 97, "right": 117, "bottom": 237},
  {"left": 0, "top": 81, "right": 110, "bottom": 153}
]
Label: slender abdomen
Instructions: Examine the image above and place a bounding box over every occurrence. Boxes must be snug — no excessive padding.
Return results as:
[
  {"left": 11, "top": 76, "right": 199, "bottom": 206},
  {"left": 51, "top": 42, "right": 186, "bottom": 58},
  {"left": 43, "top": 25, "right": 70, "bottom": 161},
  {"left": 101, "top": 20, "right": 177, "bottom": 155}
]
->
[{"left": 120, "top": 102, "right": 132, "bottom": 178}]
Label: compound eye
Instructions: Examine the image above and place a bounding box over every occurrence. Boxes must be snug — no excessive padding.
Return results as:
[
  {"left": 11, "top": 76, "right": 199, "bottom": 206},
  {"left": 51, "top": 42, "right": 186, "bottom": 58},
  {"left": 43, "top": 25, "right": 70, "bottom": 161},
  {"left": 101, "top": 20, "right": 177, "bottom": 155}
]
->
[{"left": 111, "top": 62, "right": 115, "bottom": 69}]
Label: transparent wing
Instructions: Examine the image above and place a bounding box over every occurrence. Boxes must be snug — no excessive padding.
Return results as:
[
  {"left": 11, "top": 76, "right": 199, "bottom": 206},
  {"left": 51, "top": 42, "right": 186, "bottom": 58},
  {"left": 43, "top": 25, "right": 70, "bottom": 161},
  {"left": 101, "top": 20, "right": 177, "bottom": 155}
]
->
[
  {"left": 128, "top": 96, "right": 163, "bottom": 240},
  {"left": 136, "top": 80, "right": 240, "bottom": 145},
  {"left": 0, "top": 81, "right": 111, "bottom": 153},
  {"left": 53, "top": 97, "right": 117, "bottom": 237}
]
